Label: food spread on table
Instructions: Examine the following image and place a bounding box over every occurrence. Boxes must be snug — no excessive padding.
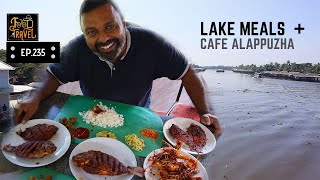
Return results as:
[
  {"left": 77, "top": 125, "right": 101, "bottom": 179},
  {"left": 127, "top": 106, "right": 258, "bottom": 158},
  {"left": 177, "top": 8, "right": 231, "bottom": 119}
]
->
[
  {"left": 72, "top": 150, "right": 144, "bottom": 177},
  {"left": 53, "top": 96, "right": 164, "bottom": 157},
  {"left": 28, "top": 174, "right": 52, "bottom": 180},
  {"left": 20, "top": 167, "right": 76, "bottom": 180},
  {"left": 1, "top": 119, "right": 71, "bottom": 168},
  {"left": 3, "top": 141, "right": 57, "bottom": 158},
  {"left": 0, "top": 96, "right": 215, "bottom": 179},
  {"left": 169, "top": 123, "right": 207, "bottom": 153},
  {"left": 186, "top": 123, "right": 207, "bottom": 152},
  {"left": 146, "top": 141, "right": 202, "bottom": 180},
  {"left": 140, "top": 128, "right": 158, "bottom": 139},
  {"left": 163, "top": 118, "right": 216, "bottom": 156},
  {"left": 16, "top": 124, "right": 58, "bottom": 141},
  {"left": 2, "top": 123, "right": 59, "bottom": 158},
  {"left": 96, "top": 131, "right": 117, "bottom": 139},
  {"left": 125, "top": 133, "right": 145, "bottom": 152},
  {"left": 59, "top": 116, "right": 77, "bottom": 133},
  {"left": 169, "top": 124, "right": 194, "bottom": 146},
  {"left": 79, "top": 103, "right": 124, "bottom": 128},
  {"left": 60, "top": 116, "right": 90, "bottom": 139}
]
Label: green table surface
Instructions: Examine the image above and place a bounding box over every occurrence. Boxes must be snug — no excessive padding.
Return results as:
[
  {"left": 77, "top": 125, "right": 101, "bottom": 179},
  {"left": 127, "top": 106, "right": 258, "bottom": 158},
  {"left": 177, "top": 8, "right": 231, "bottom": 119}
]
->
[
  {"left": 53, "top": 95, "right": 164, "bottom": 157},
  {"left": 18, "top": 167, "right": 75, "bottom": 180}
]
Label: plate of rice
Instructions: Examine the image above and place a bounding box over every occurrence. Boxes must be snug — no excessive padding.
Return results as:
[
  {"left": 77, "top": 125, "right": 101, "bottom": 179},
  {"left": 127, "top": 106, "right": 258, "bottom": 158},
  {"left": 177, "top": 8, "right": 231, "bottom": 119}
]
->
[{"left": 79, "top": 102, "right": 124, "bottom": 128}]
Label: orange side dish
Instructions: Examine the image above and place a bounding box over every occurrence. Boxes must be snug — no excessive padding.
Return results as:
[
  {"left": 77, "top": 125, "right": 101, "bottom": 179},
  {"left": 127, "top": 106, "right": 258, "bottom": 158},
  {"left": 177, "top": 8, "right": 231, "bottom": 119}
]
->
[{"left": 140, "top": 128, "right": 158, "bottom": 139}]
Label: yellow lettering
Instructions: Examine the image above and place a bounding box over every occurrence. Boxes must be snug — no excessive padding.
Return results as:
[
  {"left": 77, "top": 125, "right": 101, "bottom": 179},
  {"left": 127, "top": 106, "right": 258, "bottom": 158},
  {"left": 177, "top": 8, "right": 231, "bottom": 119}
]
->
[
  {"left": 9, "top": 17, "right": 19, "bottom": 31},
  {"left": 23, "top": 30, "right": 27, "bottom": 39},
  {"left": 19, "top": 31, "right": 23, "bottom": 39},
  {"left": 31, "top": 29, "right": 36, "bottom": 39},
  {"left": 9, "top": 16, "right": 37, "bottom": 40},
  {"left": 15, "top": 31, "right": 20, "bottom": 38}
]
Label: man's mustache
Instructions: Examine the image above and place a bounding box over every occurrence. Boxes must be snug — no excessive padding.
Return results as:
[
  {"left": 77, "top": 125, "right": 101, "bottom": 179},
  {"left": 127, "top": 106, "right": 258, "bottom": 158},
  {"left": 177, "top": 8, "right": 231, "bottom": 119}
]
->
[{"left": 95, "top": 38, "right": 119, "bottom": 49}]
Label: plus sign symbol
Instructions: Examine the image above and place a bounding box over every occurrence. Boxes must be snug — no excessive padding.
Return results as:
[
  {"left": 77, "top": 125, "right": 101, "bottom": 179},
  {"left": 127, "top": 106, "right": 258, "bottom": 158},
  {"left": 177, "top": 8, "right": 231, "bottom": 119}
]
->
[{"left": 294, "top": 24, "right": 305, "bottom": 34}]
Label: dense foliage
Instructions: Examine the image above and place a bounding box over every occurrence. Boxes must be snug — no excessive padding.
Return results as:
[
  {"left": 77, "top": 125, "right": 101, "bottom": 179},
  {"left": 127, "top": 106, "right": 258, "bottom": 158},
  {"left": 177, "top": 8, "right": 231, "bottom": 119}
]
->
[
  {"left": 236, "top": 61, "right": 320, "bottom": 74},
  {"left": 191, "top": 64, "right": 234, "bottom": 70},
  {"left": 0, "top": 49, "right": 47, "bottom": 84}
]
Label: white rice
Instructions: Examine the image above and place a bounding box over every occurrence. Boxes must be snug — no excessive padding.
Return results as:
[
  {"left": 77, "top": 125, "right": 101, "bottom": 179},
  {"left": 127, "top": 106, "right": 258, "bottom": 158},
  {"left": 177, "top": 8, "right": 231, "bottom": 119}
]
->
[{"left": 79, "top": 102, "right": 124, "bottom": 128}]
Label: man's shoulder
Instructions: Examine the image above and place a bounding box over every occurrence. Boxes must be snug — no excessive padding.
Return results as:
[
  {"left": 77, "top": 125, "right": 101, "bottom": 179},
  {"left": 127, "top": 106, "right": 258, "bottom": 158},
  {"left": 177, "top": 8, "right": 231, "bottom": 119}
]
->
[
  {"left": 66, "top": 35, "right": 87, "bottom": 47},
  {"left": 127, "top": 25, "right": 163, "bottom": 41},
  {"left": 62, "top": 35, "right": 88, "bottom": 54}
]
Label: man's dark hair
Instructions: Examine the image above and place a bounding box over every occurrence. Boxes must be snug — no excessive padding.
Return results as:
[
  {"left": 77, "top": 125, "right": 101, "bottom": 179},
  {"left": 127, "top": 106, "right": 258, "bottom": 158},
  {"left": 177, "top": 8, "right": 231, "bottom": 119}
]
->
[{"left": 80, "top": 0, "right": 123, "bottom": 18}]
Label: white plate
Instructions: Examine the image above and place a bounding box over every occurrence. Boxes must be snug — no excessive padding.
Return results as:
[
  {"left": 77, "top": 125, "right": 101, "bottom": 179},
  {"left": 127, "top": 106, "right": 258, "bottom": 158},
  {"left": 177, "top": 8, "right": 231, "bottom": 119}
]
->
[
  {"left": 69, "top": 137, "right": 137, "bottom": 180},
  {"left": 1, "top": 119, "right": 71, "bottom": 167},
  {"left": 143, "top": 147, "right": 209, "bottom": 180},
  {"left": 163, "top": 118, "right": 216, "bottom": 155}
]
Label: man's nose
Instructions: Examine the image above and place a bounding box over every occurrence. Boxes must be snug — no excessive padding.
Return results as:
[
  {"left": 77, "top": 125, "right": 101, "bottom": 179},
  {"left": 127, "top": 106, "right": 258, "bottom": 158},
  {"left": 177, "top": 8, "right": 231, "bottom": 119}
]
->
[{"left": 98, "top": 32, "right": 110, "bottom": 43}]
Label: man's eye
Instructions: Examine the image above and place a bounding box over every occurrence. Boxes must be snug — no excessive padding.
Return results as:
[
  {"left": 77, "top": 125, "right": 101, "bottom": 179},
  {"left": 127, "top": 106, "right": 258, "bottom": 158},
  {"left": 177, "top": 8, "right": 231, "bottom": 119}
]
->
[
  {"left": 87, "top": 31, "right": 96, "bottom": 36},
  {"left": 106, "top": 25, "right": 115, "bottom": 30}
]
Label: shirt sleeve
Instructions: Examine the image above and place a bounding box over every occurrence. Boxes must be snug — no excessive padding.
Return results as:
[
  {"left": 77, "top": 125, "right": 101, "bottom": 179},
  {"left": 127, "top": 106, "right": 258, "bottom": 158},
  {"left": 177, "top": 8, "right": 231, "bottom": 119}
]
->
[
  {"left": 47, "top": 38, "right": 80, "bottom": 84},
  {"left": 153, "top": 33, "right": 189, "bottom": 80}
]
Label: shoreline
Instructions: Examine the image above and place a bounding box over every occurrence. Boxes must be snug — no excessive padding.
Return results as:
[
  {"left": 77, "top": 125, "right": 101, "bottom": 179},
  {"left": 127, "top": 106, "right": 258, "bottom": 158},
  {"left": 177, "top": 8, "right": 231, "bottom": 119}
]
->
[{"left": 232, "top": 69, "right": 320, "bottom": 83}]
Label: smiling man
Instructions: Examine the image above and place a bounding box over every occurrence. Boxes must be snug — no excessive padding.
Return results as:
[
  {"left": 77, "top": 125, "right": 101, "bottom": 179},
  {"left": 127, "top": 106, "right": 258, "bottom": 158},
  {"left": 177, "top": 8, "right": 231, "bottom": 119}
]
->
[
  {"left": 82, "top": 2, "right": 126, "bottom": 63},
  {"left": 15, "top": 0, "right": 222, "bottom": 137}
]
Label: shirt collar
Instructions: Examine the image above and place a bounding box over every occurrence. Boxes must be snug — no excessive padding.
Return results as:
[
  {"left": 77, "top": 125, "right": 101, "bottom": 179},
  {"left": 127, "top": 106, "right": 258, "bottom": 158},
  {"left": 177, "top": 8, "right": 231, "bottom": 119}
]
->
[{"left": 120, "top": 29, "right": 131, "bottom": 60}]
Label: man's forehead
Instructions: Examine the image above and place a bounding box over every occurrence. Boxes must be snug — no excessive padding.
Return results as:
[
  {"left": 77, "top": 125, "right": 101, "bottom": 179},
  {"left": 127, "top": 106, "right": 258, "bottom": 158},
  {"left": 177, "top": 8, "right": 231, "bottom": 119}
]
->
[{"left": 81, "top": 4, "right": 120, "bottom": 26}]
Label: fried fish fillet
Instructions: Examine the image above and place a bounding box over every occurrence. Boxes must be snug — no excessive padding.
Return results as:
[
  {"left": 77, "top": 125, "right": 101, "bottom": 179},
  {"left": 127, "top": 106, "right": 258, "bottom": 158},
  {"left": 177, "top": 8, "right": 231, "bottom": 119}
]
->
[
  {"left": 187, "top": 123, "right": 207, "bottom": 152},
  {"left": 169, "top": 124, "right": 194, "bottom": 145},
  {"left": 169, "top": 123, "right": 207, "bottom": 152},
  {"left": 72, "top": 150, "right": 144, "bottom": 177},
  {"left": 3, "top": 141, "right": 57, "bottom": 158},
  {"left": 16, "top": 124, "right": 58, "bottom": 141}
]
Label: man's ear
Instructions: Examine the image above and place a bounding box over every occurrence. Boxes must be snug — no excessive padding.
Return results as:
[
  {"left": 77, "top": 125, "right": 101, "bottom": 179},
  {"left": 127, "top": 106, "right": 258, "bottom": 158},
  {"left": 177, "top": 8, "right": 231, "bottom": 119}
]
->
[
  {"left": 80, "top": 16, "right": 85, "bottom": 33},
  {"left": 122, "top": 19, "right": 126, "bottom": 28}
]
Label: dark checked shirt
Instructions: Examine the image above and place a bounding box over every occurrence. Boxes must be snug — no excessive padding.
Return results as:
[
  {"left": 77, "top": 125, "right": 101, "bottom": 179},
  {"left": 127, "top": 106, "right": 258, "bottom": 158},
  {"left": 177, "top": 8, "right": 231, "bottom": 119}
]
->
[{"left": 48, "top": 26, "right": 189, "bottom": 107}]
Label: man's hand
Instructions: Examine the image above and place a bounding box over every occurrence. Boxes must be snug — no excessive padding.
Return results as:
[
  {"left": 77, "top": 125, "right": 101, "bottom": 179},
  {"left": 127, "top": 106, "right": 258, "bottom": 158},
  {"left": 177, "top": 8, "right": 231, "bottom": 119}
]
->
[
  {"left": 14, "top": 98, "right": 40, "bottom": 125},
  {"left": 13, "top": 71, "right": 61, "bottom": 125},
  {"left": 200, "top": 113, "right": 222, "bottom": 138}
]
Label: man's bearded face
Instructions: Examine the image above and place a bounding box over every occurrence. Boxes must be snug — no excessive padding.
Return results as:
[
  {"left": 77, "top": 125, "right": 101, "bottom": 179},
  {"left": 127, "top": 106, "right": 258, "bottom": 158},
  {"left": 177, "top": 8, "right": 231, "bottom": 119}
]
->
[{"left": 81, "top": 4, "right": 126, "bottom": 62}]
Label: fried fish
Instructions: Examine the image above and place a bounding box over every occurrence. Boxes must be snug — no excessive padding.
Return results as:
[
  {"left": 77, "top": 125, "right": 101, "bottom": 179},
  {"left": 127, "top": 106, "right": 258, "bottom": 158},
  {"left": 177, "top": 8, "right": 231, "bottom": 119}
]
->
[
  {"left": 3, "top": 141, "right": 57, "bottom": 158},
  {"left": 187, "top": 123, "right": 207, "bottom": 152},
  {"left": 169, "top": 123, "right": 207, "bottom": 152},
  {"left": 72, "top": 150, "right": 144, "bottom": 177},
  {"left": 169, "top": 124, "right": 194, "bottom": 146},
  {"left": 16, "top": 124, "right": 58, "bottom": 141}
]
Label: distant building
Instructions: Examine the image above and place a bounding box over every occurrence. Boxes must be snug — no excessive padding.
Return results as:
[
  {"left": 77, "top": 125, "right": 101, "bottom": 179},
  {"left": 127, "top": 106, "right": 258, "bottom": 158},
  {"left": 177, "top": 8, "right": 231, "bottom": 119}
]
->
[
  {"left": 0, "top": 61, "right": 33, "bottom": 121},
  {"left": 0, "top": 61, "right": 15, "bottom": 117},
  {"left": 0, "top": 61, "right": 15, "bottom": 89}
]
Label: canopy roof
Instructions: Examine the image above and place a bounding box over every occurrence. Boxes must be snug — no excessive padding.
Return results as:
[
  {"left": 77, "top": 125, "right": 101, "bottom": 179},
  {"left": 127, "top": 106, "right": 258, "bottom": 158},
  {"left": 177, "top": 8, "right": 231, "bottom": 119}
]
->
[{"left": 0, "top": 61, "right": 15, "bottom": 71}]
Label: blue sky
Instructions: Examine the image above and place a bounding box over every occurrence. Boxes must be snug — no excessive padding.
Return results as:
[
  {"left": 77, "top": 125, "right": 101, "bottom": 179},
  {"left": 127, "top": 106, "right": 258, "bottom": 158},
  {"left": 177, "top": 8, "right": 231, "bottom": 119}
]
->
[{"left": 1, "top": 0, "right": 319, "bottom": 66}]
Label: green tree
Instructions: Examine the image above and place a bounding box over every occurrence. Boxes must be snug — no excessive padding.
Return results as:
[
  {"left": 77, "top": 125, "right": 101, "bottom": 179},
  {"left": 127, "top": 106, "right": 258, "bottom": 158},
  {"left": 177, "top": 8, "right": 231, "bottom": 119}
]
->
[
  {"left": 0, "top": 49, "right": 46, "bottom": 84},
  {"left": 0, "top": 49, "right": 6, "bottom": 61},
  {"left": 235, "top": 61, "right": 320, "bottom": 74},
  {"left": 274, "top": 62, "right": 280, "bottom": 71}
]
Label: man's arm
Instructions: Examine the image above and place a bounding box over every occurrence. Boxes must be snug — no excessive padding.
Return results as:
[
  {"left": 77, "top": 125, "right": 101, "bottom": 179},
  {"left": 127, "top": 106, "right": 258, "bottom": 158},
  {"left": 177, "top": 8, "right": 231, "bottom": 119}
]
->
[
  {"left": 14, "top": 70, "right": 60, "bottom": 124},
  {"left": 181, "top": 67, "right": 222, "bottom": 137}
]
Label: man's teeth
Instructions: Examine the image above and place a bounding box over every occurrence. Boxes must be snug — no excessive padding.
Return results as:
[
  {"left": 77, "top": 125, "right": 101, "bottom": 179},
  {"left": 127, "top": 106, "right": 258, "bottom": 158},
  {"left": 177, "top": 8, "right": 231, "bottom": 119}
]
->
[{"left": 101, "top": 42, "right": 114, "bottom": 49}]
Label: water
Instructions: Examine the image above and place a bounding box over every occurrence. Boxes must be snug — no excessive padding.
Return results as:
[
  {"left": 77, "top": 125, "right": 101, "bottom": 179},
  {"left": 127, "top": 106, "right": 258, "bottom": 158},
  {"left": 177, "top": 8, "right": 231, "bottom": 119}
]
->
[{"left": 200, "top": 70, "right": 320, "bottom": 180}]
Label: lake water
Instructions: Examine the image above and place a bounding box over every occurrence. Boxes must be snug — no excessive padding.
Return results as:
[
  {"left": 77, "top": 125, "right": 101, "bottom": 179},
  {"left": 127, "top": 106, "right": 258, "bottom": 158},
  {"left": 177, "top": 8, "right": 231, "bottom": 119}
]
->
[{"left": 200, "top": 70, "right": 320, "bottom": 180}]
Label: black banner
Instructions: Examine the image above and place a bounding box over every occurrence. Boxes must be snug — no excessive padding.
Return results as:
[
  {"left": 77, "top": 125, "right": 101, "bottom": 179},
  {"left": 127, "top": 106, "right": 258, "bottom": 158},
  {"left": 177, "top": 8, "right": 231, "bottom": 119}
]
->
[
  {"left": 6, "top": 42, "right": 60, "bottom": 63},
  {"left": 7, "top": 14, "right": 38, "bottom": 41}
]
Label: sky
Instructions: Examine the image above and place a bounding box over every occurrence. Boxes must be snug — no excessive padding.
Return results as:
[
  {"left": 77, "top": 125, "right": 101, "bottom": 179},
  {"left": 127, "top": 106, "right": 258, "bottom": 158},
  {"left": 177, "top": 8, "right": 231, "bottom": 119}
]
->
[{"left": 0, "top": 0, "right": 319, "bottom": 66}]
